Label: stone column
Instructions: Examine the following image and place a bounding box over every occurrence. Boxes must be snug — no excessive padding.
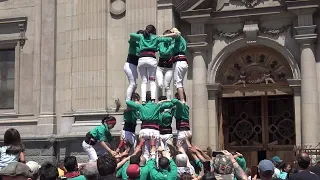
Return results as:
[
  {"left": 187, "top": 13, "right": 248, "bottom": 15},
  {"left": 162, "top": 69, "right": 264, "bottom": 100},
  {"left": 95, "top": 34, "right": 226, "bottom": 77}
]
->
[
  {"left": 207, "top": 84, "right": 222, "bottom": 150},
  {"left": 290, "top": 5, "right": 319, "bottom": 146},
  {"left": 188, "top": 24, "right": 208, "bottom": 148},
  {"left": 37, "top": 0, "right": 57, "bottom": 134}
]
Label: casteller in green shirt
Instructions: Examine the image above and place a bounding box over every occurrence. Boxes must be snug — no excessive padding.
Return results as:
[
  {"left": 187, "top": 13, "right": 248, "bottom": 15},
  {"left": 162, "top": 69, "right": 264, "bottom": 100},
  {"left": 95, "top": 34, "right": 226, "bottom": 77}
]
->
[
  {"left": 123, "top": 108, "right": 139, "bottom": 123},
  {"left": 171, "top": 98, "right": 189, "bottom": 122},
  {"left": 89, "top": 124, "right": 113, "bottom": 143},
  {"left": 158, "top": 41, "right": 174, "bottom": 59},
  {"left": 117, "top": 161, "right": 151, "bottom": 180},
  {"left": 126, "top": 101, "right": 174, "bottom": 122},
  {"left": 172, "top": 35, "right": 187, "bottom": 55},
  {"left": 160, "top": 108, "right": 174, "bottom": 127},
  {"left": 130, "top": 33, "right": 172, "bottom": 52},
  {"left": 149, "top": 158, "right": 178, "bottom": 180}
]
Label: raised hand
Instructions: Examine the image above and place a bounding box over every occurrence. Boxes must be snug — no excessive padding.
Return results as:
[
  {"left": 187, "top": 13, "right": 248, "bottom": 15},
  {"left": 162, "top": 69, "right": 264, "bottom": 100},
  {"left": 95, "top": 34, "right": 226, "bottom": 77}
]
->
[{"left": 115, "top": 99, "right": 121, "bottom": 112}]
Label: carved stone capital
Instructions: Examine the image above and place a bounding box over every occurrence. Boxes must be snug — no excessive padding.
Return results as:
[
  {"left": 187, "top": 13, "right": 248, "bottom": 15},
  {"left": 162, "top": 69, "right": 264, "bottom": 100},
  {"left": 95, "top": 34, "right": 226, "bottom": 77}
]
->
[
  {"left": 294, "top": 25, "right": 317, "bottom": 46},
  {"left": 157, "top": 0, "right": 173, "bottom": 9},
  {"left": 207, "top": 83, "right": 222, "bottom": 93},
  {"left": 243, "top": 22, "right": 259, "bottom": 43},
  {"left": 187, "top": 34, "right": 208, "bottom": 53},
  {"left": 287, "top": 79, "right": 301, "bottom": 94}
]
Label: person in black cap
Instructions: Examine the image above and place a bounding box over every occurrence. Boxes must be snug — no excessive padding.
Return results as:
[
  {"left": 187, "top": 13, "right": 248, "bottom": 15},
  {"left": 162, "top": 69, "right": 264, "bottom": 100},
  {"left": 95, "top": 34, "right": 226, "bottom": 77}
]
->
[
  {"left": 0, "top": 162, "right": 33, "bottom": 180},
  {"left": 82, "top": 115, "right": 117, "bottom": 161}
]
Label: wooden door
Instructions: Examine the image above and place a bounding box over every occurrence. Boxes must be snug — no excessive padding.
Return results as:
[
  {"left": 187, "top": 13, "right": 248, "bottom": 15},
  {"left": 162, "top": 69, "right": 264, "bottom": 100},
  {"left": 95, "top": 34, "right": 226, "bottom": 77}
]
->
[{"left": 222, "top": 95, "right": 296, "bottom": 169}]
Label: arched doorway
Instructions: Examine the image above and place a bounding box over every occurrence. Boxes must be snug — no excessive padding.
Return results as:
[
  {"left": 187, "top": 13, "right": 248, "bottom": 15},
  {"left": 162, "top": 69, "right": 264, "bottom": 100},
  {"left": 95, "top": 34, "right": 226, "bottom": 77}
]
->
[{"left": 216, "top": 46, "right": 296, "bottom": 169}]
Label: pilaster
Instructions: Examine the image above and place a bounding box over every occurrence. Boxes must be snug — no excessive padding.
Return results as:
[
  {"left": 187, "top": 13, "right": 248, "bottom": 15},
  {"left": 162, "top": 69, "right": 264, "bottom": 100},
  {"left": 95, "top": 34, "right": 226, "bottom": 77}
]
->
[
  {"left": 207, "top": 84, "right": 222, "bottom": 151},
  {"left": 288, "top": 79, "right": 301, "bottom": 147},
  {"left": 188, "top": 23, "right": 209, "bottom": 149},
  {"left": 38, "top": 0, "right": 57, "bottom": 135}
]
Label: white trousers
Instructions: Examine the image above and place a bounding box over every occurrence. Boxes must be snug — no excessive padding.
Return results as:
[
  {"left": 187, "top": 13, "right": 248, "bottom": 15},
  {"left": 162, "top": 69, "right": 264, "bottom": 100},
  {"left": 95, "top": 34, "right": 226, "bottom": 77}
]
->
[
  {"left": 177, "top": 130, "right": 192, "bottom": 153},
  {"left": 173, "top": 61, "right": 188, "bottom": 89},
  {"left": 124, "top": 62, "right": 138, "bottom": 100},
  {"left": 82, "top": 141, "right": 109, "bottom": 161},
  {"left": 156, "top": 66, "right": 173, "bottom": 99},
  {"left": 160, "top": 133, "right": 173, "bottom": 151},
  {"left": 139, "top": 128, "right": 160, "bottom": 160},
  {"left": 121, "top": 130, "right": 137, "bottom": 155},
  {"left": 138, "top": 57, "right": 157, "bottom": 102}
]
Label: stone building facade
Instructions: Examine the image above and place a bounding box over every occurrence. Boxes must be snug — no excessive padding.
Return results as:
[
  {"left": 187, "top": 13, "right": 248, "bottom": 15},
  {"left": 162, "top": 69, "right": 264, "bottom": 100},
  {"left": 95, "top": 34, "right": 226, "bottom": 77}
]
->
[{"left": 0, "top": 0, "right": 319, "bottom": 167}]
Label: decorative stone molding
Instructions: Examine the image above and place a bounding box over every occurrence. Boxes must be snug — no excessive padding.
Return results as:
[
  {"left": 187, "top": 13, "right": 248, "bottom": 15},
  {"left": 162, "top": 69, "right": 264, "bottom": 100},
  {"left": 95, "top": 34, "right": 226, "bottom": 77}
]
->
[
  {"left": 294, "top": 25, "right": 317, "bottom": 46},
  {"left": 0, "top": 17, "right": 27, "bottom": 47},
  {"left": 242, "top": 0, "right": 260, "bottom": 8},
  {"left": 212, "top": 29, "right": 243, "bottom": 40},
  {"left": 110, "top": 0, "right": 126, "bottom": 16},
  {"left": 260, "top": 24, "right": 292, "bottom": 36},
  {"left": 187, "top": 34, "right": 208, "bottom": 52},
  {"left": 243, "top": 22, "right": 259, "bottom": 43},
  {"left": 18, "top": 22, "right": 27, "bottom": 47}
]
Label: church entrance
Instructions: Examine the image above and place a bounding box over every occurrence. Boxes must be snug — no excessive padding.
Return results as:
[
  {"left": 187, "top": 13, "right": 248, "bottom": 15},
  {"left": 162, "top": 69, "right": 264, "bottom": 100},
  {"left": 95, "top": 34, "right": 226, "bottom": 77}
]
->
[
  {"left": 215, "top": 46, "right": 298, "bottom": 169},
  {"left": 222, "top": 95, "right": 296, "bottom": 169}
]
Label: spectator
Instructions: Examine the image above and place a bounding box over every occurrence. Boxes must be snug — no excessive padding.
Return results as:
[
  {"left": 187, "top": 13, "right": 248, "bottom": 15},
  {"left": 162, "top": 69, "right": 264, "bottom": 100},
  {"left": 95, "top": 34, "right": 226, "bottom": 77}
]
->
[
  {"left": 279, "top": 163, "right": 291, "bottom": 179},
  {"left": 63, "top": 156, "right": 85, "bottom": 180},
  {"left": 0, "top": 128, "right": 25, "bottom": 169},
  {"left": 179, "top": 172, "right": 193, "bottom": 180},
  {"left": 81, "top": 162, "right": 98, "bottom": 180},
  {"left": 176, "top": 154, "right": 195, "bottom": 177},
  {"left": 311, "top": 157, "right": 320, "bottom": 177},
  {"left": 26, "top": 161, "right": 41, "bottom": 180},
  {"left": 202, "top": 172, "right": 217, "bottom": 180},
  {"left": 270, "top": 156, "right": 282, "bottom": 179},
  {"left": 58, "top": 160, "right": 66, "bottom": 178},
  {"left": 39, "top": 162, "right": 59, "bottom": 180},
  {"left": 97, "top": 152, "right": 120, "bottom": 180},
  {"left": 289, "top": 152, "right": 320, "bottom": 180},
  {"left": 0, "top": 162, "right": 33, "bottom": 180},
  {"left": 254, "top": 160, "right": 274, "bottom": 180},
  {"left": 246, "top": 168, "right": 251, "bottom": 180}
]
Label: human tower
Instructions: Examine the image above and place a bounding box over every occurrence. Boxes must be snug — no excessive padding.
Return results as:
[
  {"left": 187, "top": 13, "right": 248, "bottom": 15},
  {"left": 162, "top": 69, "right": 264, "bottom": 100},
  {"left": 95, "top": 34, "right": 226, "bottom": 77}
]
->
[{"left": 82, "top": 25, "right": 190, "bottom": 162}]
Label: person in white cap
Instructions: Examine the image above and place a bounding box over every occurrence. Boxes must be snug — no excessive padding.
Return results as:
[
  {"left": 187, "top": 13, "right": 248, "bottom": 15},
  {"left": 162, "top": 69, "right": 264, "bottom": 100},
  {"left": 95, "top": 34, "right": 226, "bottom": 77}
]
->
[{"left": 26, "top": 161, "right": 41, "bottom": 180}]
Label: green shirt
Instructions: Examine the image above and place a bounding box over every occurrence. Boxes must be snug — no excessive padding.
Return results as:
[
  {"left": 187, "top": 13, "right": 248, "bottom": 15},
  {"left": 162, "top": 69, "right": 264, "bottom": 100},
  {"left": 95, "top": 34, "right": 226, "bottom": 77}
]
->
[
  {"left": 160, "top": 109, "right": 174, "bottom": 127},
  {"left": 172, "top": 99, "right": 189, "bottom": 121},
  {"left": 89, "top": 124, "right": 112, "bottom": 142},
  {"left": 234, "top": 156, "right": 247, "bottom": 180},
  {"left": 149, "top": 159, "right": 178, "bottom": 180},
  {"left": 128, "top": 38, "right": 140, "bottom": 56},
  {"left": 158, "top": 42, "right": 173, "bottom": 59},
  {"left": 172, "top": 35, "right": 187, "bottom": 54},
  {"left": 126, "top": 101, "right": 174, "bottom": 122},
  {"left": 123, "top": 108, "right": 139, "bottom": 123},
  {"left": 118, "top": 161, "right": 151, "bottom": 180},
  {"left": 67, "top": 175, "right": 86, "bottom": 180},
  {"left": 130, "top": 33, "right": 172, "bottom": 52}
]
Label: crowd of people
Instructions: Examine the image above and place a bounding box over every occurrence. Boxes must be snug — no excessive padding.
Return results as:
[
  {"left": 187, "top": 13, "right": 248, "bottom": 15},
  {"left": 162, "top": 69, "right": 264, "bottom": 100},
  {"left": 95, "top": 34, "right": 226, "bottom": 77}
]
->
[{"left": 1, "top": 24, "right": 320, "bottom": 180}]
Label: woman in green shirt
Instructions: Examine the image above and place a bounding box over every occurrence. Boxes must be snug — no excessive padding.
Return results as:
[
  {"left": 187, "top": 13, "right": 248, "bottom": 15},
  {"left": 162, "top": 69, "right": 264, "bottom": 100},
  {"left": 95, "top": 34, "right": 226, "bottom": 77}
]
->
[
  {"left": 124, "top": 30, "right": 143, "bottom": 101},
  {"left": 156, "top": 30, "right": 174, "bottom": 100},
  {"left": 82, "top": 115, "right": 117, "bottom": 161},
  {"left": 116, "top": 93, "right": 140, "bottom": 155},
  {"left": 129, "top": 25, "right": 177, "bottom": 103}
]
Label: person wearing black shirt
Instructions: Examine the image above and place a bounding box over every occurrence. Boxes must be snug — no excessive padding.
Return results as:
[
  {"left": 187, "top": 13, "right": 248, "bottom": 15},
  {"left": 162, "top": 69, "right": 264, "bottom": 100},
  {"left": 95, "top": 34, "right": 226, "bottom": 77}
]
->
[{"left": 289, "top": 152, "right": 320, "bottom": 180}]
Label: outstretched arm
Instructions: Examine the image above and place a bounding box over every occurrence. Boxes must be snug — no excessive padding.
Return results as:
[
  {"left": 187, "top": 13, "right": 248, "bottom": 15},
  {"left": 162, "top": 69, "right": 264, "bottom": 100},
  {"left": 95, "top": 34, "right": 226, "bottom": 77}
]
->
[
  {"left": 222, "top": 150, "right": 248, "bottom": 180},
  {"left": 130, "top": 33, "right": 142, "bottom": 40}
]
